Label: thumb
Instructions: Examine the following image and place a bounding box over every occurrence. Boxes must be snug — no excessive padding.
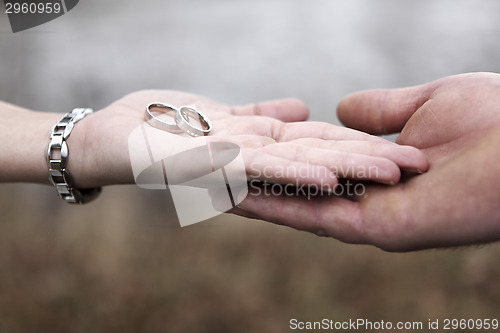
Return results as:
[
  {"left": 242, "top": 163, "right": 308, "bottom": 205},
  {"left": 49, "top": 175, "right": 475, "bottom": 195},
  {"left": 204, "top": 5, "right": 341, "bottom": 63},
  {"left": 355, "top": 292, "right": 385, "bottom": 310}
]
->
[{"left": 337, "top": 83, "right": 436, "bottom": 135}]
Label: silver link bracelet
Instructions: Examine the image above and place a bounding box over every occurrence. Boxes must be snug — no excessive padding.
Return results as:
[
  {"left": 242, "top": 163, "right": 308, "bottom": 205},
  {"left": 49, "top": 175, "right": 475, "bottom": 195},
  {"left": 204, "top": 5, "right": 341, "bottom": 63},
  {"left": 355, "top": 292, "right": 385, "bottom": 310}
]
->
[{"left": 46, "top": 108, "right": 102, "bottom": 204}]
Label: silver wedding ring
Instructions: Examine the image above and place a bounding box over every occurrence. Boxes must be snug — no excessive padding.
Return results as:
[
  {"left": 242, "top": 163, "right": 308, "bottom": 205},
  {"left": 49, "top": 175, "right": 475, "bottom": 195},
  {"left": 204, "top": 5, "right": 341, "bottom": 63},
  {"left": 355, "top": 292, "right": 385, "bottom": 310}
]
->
[
  {"left": 145, "top": 103, "right": 184, "bottom": 134},
  {"left": 145, "top": 103, "right": 212, "bottom": 137},
  {"left": 176, "top": 106, "right": 212, "bottom": 137}
]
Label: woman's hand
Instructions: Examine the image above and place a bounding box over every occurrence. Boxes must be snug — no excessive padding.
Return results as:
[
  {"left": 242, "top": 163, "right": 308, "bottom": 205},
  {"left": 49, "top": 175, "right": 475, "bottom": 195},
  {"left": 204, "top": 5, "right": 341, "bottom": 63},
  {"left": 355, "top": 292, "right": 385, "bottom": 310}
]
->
[{"left": 71, "top": 90, "right": 427, "bottom": 189}]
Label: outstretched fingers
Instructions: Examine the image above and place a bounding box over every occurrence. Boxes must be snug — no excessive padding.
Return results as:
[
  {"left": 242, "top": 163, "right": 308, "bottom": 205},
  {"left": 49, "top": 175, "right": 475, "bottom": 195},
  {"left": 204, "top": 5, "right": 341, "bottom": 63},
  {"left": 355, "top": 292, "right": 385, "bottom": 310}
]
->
[
  {"left": 241, "top": 148, "right": 338, "bottom": 188},
  {"left": 230, "top": 98, "right": 309, "bottom": 122},
  {"left": 258, "top": 142, "right": 408, "bottom": 185},
  {"left": 277, "top": 121, "right": 390, "bottom": 143},
  {"left": 218, "top": 134, "right": 427, "bottom": 185},
  {"left": 289, "top": 138, "right": 429, "bottom": 173}
]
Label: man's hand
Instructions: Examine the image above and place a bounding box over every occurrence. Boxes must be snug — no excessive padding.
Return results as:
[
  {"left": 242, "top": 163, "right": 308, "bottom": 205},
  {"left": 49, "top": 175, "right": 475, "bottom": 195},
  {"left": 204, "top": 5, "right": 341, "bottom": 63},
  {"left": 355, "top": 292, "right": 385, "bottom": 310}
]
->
[{"left": 234, "top": 73, "right": 500, "bottom": 251}]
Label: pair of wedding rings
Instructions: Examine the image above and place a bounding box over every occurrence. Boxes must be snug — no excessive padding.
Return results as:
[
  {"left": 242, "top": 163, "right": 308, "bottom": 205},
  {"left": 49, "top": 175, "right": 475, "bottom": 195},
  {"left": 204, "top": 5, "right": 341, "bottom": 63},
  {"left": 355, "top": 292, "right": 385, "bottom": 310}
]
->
[{"left": 145, "top": 102, "right": 212, "bottom": 137}]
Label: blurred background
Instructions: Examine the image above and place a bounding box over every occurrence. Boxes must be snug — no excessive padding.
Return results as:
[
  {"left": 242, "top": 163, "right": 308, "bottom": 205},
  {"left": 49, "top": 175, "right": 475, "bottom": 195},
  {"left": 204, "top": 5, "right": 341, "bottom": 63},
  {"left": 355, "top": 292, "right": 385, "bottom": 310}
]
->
[{"left": 1, "top": 0, "right": 500, "bottom": 332}]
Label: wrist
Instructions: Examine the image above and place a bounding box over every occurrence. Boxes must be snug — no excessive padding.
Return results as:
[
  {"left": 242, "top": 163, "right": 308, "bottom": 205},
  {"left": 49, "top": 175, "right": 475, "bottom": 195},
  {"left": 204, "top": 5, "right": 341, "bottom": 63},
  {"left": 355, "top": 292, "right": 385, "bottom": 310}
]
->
[
  {"left": 63, "top": 113, "right": 95, "bottom": 189},
  {"left": 47, "top": 108, "right": 102, "bottom": 203},
  {"left": 64, "top": 108, "right": 135, "bottom": 188}
]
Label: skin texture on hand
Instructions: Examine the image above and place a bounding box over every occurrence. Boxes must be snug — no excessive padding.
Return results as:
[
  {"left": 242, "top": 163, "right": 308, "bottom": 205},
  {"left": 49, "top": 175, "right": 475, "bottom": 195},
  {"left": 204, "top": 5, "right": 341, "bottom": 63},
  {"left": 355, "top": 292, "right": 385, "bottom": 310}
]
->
[
  {"left": 235, "top": 73, "right": 500, "bottom": 251},
  {"left": 70, "top": 90, "right": 427, "bottom": 189}
]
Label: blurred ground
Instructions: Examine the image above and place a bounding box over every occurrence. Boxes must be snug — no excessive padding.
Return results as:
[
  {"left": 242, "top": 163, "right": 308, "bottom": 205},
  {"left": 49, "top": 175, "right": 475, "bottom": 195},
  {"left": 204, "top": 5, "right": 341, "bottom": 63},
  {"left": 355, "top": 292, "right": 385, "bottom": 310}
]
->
[{"left": 1, "top": 1, "right": 500, "bottom": 332}]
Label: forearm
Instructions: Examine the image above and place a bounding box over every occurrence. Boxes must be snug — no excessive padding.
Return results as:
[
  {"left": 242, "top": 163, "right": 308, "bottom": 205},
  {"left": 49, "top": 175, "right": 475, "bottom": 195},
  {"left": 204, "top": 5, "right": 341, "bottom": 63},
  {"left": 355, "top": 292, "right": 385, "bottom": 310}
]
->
[{"left": 0, "top": 101, "right": 61, "bottom": 184}]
